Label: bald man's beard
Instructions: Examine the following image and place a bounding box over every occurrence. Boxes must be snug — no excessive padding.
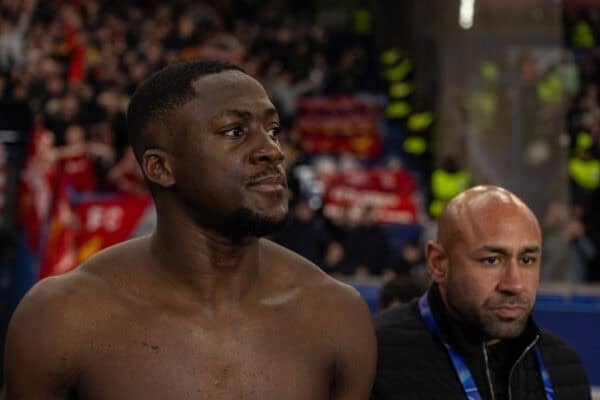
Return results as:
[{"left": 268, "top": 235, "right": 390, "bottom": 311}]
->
[
  {"left": 446, "top": 279, "right": 532, "bottom": 341},
  {"left": 477, "top": 296, "right": 532, "bottom": 340}
]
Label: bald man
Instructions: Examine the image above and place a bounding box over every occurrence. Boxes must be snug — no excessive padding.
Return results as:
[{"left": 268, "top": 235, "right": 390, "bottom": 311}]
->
[{"left": 371, "top": 186, "right": 590, "bottom": 399}]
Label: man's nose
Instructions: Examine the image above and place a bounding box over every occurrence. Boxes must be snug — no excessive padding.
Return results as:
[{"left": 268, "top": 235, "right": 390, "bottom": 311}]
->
[
  {"left": 249, "top": 127, "right": 284, "bottom": 165},
  {"left": 497, "top": 259, "right": 525, "bottom": 295}
]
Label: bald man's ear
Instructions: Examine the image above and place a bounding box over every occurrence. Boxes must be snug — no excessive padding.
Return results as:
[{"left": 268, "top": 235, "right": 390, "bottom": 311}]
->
[
  {"left": 426, "top": 241, "right": 448, "bottom": 283},
  {"left": 142, "top": 149, "right": 175, "bottom": 188}
]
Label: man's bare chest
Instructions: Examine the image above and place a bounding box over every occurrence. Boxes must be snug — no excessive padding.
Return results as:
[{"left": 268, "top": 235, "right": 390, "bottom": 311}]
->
[{"left": 75, "top": 304, "right": 334, "bottom": 400}]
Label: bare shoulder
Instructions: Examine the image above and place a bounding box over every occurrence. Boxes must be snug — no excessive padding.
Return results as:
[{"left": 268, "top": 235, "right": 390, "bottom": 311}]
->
[
  {"left": 3, "top": 237, "right": 151, "bottom": 398},
  {"left": 80, "top": 234, "right": 151, "bottom": 280},
  {"left": 9, "top": 236, "right": 151, "bottom": 337},
  {"left": 3, "top": 263, "right": 105, "bottom": 397},
  {"left": 11, "top": 236, "right": 148, "bottom": 335},
  {"left": 260, "top": 240, "right": 377, "bottom": 399},
  {"left": 260, "top": 238, "right": 370, "bottom": 314}
]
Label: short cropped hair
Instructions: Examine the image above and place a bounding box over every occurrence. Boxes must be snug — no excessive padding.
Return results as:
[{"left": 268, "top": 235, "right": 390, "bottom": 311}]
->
[{"left": 127, "top": 59, "right": 246, "bottom": 160}]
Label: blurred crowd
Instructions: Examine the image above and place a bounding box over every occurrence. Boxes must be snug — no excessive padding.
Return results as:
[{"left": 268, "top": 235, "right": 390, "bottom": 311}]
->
[
  {"left": 0, "top": 0, "right": 377, "bottom": 190},
  {"left": 562, "top": 8, "right": 600, "bottom": 281},
  {"left": 4, "top": 0, "right": 600, "bottom": 287},
  {"left": 1, "top": 0, "right": 428, "bottom": 288}
]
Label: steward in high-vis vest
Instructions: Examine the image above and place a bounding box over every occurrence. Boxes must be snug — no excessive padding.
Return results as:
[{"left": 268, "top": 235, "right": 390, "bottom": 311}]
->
[
  {"left": 429, "top": 156, "right": 470, "bottom": 218},
  {"left": 569, "top": 146, "right": 600, "bottom": 207},
  {"left": 381, "top": 48, "right": 414, "bottom": 121},
  {"left": 569, "top": 150, "right": 600, "bottom": 191}
]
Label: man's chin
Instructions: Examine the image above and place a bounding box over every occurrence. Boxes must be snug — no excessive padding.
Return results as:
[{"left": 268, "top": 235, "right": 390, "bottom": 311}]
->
[
  {"left": 483, "top": 318, "right": 529, "bottom": 341},
  {"left": 230, "top": 207, "right": 289, "bottom": 238}
]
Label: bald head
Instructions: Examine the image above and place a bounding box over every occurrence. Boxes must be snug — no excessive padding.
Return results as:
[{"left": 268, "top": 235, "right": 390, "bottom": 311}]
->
[{"left": 438, "top": 185, "right": 541, "bottom": 249}]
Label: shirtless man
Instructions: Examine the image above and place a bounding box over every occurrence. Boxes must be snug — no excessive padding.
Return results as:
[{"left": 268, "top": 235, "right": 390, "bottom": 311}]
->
[{"left": 2, "top": 60, "right": 377, "bottom": 400}]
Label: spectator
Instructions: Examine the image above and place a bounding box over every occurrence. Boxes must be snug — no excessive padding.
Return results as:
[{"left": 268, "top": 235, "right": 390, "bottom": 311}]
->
[
  {"left": 385, "top": 241, "right": 426, "bottom": 277},
  {"left": 106, "top": 147, "right": 146, "bottom": 195},
  {"left": 568, "top": 205, "right": 596, "bottom": 283},
  {"left": 429, "top": 155, "right": 471, "bottom": 218},
  {"left": 321, "top": 241, "right": 357, "bottom": 277},
  {"left": 346, "top": 205, "right": 391, "bottom": 277},
  {"left": 372, "top": 185, "right": 590, "bottom": 399},
  {"left": 542, "top": 202, "right": 575, "bottom": 282},
  {"left": 568, "top": 145, "right": 600, "bottom": 208},
  {"left": 57, "top": 124, "right": 113, "bottom": 192},
  {"left": 274, "top": 197, "right": 332, "bottom": 266},
  {"left": 378, "top": 275, "right": 427, "bottom": 312},
  {"left": 0, "top": 0, "right": 35, "bottom": 70}
]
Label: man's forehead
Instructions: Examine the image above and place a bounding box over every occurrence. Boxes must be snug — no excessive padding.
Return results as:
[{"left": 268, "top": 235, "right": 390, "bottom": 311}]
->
[
  {"left": 185, "top": 71, "right": 275, "bottom": 116},
  {"left": 458, "top": 206, "right": 542, "bottom": 248},
  {"left": 440, "top": 194, "right": 541, "bottom": 248},
  {"left": 190, "top": 70, "right": 264, "bottom": 95}
]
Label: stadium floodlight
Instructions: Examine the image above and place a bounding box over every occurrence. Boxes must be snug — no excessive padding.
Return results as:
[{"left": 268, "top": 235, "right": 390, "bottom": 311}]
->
[{"left": 459, "top": 0, "right": 475, "bottom": 29}]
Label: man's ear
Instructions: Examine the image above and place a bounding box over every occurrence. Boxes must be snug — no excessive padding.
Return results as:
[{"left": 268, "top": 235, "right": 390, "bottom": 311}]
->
[
  {"left": 426, "top": 241, "right": 448, "bottom": 284},
  {"left": 142, "top": 148, "right": 175, "bottom": 188}
]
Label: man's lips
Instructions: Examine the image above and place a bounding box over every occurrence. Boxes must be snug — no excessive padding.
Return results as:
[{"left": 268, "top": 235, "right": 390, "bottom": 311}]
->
[
  {"left": 491, "top": 305, "right": 527, "bottom": 319},
  {"left": 246, "top": 174, "right": 287, "bottom": 192}
]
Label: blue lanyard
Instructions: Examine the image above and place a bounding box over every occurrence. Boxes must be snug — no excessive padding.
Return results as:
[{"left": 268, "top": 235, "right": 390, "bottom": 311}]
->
[{"left": 418, "top": 293, "right": 556, "bottom": 400}]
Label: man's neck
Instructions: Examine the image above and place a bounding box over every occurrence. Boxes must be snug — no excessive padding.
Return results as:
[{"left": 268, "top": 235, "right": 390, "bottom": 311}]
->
[{"left": 147, "top": 212, "right": 263, "bottom": 309}]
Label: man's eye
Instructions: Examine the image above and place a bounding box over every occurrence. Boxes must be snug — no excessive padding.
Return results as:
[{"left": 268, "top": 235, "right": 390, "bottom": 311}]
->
[
  {"left": 521, "top": 256, "right": 536, "bottom": 265},
  {"left": 222, "top": 127, "right": 245, "bottom": 138},
  {"left": 268, "top": 126, "right": 281, "bottom": 140},
  {"left": 482, "top": 256, "right": 499, "bottom": 265}
]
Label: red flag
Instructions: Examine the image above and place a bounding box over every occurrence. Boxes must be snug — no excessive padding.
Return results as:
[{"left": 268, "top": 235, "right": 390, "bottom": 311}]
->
[
  {"left": 72, "top": 193, "right": 152, "bottom": 265},
  {"left": 19, "top": 125, "right": 58, "bottom": 253},
  {"left": 38, "top": 189, "right": 153, "bottom": 278},
  {"left": 67, "top": 42, "right": 86, "bottom": 83},
  {"left": 38, "top": 179, "right": 77, "bottom": 278}
]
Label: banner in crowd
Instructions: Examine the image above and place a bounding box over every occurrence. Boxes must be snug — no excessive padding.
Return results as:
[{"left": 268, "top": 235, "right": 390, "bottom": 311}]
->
[
  {"left": 296, "top": 96, "right": 382, "bottom": 115},
  {"left": 18, "top": 124, "right": 154, "bottom": 278},
  {"left": 295, "top": 96, "right": 384, "bottom": 158},
  {"left": 320, "top": 167, "right": 418, "bottom": 224},
  {"left": 39, "top": 190, "right": 152, "bottom": 278}
]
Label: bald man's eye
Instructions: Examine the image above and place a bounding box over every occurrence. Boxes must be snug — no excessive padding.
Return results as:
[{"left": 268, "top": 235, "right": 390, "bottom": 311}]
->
[
  {"left": 481, "top": 256, "right": 500, "bottom": 265},
  {"left": 521, "top": 255, "right": 537, "bottom": 265}
]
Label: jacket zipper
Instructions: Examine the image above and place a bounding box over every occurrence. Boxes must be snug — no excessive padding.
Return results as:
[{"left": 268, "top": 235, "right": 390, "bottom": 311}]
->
[
  {"left": 483, "top": 344, "right": 496, "bottom": 400},
  {"left": 507, "top": 334, "right": 540, "bottom": 400}
]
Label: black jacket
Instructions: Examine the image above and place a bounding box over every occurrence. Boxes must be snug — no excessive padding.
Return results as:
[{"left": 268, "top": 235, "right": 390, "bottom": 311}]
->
[{"left": 372, "top": 285, "right": 591, "bottom": 400}]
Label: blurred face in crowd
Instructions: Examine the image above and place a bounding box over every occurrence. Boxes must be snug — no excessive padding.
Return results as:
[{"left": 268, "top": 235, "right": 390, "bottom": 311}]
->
[
  {"left": 178, "top": 15, "right": 194, "bottom": 37},
  {"left": 293, "top": 200, "right": 314, "bottom": 222},
  {"left": 427, "top": 186, "right": 542, "bottom": 343},
  {"left": 61, "top": 93, "right": 80, "bottom": 119},
  {"left": 402, "top": 243, "right": 422, "bottom": 264},
  {"left": 65, "top": 125, "right": 85, "bottom": 145}
]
